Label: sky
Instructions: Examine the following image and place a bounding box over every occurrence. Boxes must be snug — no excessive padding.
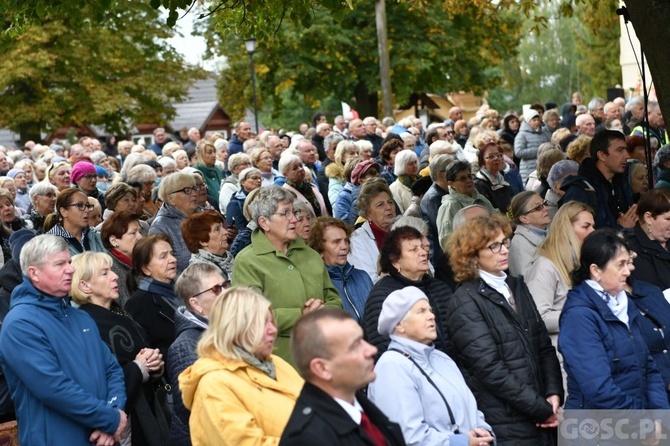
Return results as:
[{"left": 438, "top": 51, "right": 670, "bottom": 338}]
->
[{"left": 164, "top": 11, "right": 220, "bottom": 70}]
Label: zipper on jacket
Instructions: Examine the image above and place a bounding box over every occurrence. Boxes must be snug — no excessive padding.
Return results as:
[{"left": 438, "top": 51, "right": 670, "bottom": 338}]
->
[{"left": 341, "top": 273, "right": 361, "bottom": 321}]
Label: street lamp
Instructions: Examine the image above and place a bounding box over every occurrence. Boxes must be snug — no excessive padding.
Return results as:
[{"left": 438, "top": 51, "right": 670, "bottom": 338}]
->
[{"left": 244, "top": 37, "right": 259, "bottom": 134}]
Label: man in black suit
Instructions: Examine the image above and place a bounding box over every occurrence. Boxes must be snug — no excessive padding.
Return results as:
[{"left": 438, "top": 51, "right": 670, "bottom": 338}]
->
[{"left": 280, "top": 308, "right": 405, "bottom": 446}]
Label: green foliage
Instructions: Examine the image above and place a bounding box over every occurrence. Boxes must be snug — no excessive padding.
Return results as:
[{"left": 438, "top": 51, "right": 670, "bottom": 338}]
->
[
  {"left": 487, "top": 0, "right": 620, "bottom": 112},
  {"left": 204, "top": 1, "right": 521, "bottom": 128},
  {"left": 0, "top": 0, "right": 204, "bottom": 141}
]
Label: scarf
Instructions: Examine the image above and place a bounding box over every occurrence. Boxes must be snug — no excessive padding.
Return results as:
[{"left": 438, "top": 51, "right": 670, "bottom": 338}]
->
[
  {"left": 138, "top": 277, "right": 181, "bottom": 312},
  {"left": 369, "top": 221, "right": 387, "bottom": 251},
  {"left": 287, "top": 179, "right": 321, "bottom": 217},
  {"left": 234, "top": 346, "right": 276, "bottom": 379},
  {"left": 109, "top": 249, "right": 132, "bottom": 267},
  {"left": 192, "top": 249, "right": 234, "bottom": 279},
  {"left": 585, "top": 279, "right": 629, "bottom": 327},
  {"left": 397, "top": 174, "right": 419, "bottom": 189},
  {"left": 479, "top": 168, "right": 510, "bottom": 190}
]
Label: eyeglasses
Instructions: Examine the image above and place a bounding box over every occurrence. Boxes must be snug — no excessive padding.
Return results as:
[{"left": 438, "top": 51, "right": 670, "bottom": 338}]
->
[
  {"left": 170, "top": 185, "right": 203, "bottom": 195},
  {"left": 487, "top": 237, "right": 510, "bottom": 253},
  {"left": 484, "top": 153, "right": 504, "bottom": 160},
  {"left": 66, "top": 202, "right": 95, "bottom": 211},
  {"left": 523, "top": 201, "right": 549, "bottom": 215},
  {"left": 193, "top": 281, "right": 229, "bottom": 297},
  {"left": 452, "top": 174, "right": 475, "bottom": 182},
  {"left": 274, "top": 209, "right": 302, "bottom": 219},
  {"left": 81, "top": 174, "right": 97, "bottom": 180},
  {"left": 245, "top": 176, "right": 262, "bottom": 181}
]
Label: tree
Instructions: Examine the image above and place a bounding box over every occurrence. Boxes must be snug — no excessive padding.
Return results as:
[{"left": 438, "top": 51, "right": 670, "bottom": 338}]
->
[
  {"left": 0, "top": 0, "right": 203, "bottom": 142},
  {"left": 203, "top": 1, "right": 521, "bottom": 126}
]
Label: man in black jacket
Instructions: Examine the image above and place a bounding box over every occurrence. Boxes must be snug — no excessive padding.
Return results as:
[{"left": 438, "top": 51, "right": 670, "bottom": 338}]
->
[{"left": 281, "top": 309, "right": 405, "bottom": 446}]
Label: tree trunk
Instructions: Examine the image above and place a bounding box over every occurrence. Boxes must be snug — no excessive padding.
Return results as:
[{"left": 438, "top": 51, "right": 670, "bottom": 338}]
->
[
  {"left": 354, "top": 82, "right": 379, "bottom": 118},
  {"left": 19, "top": 122, "right": 42, "bottom": 145},
  {"left": 375, "top": 0, "right": 393, "bottom": 118},
  {"left": 625, "top": 1, "right": 670, "bottom": 122}
]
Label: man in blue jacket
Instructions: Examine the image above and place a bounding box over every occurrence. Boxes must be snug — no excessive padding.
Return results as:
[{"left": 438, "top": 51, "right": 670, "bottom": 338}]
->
[{"left": 0, "top": 235, "right": 127, "bottom": 446}]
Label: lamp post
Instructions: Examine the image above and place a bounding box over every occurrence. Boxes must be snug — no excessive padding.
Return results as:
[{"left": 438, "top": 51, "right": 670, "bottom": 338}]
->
[{"left": 244, "top": 37, "right": 259, "bottom": 134}]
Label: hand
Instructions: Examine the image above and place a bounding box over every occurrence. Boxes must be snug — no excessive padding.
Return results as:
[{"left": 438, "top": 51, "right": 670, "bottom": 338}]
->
[
  {"left": 642, "top": 420, "right": 662, "bottom": 446},
  {"left": 617, "top": 205, "right": 638, "bottom": 228},
  {"left": 302, "top": 299, "right": 325, "bottom": 314},
  {"left": 114, "top": 409, "right": 128, "bottom": 442},
  {"left": 546, "top": 394, "right": 561, "bottom": 414},
  {"left": 537, "top": 412, "right": 558, "bottom": 428},
  {"left": 89, "top": 429, "right": 115, "bottom": 446},
  {"left": 468, "top": 428, "right": 495, "bottom": 446},
  {"left": 143, "top": 348, "right": 164, "bottom": 372}
]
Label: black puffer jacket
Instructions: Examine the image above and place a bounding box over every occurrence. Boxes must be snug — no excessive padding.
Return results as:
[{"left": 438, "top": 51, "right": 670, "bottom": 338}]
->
[
  {"left": 362, "top": 270, "right": 452, "bottom": 360},
  {"left": 446, "top": 276, "right": 563, "bottom": 446},
  {"left": 626, "top": 223, "right": 670, "bottom": 291}
]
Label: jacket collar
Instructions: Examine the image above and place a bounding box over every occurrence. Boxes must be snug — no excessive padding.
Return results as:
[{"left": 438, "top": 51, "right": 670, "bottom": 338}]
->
[
  {"left": 156, "top": 203, "right": 186, "bottom": 219},
  {"left": 298, "top": 382, "right": 362, "bottom": 435},
  {"left": 632, "top": 223, "right": 670, "bottom": 255},
  {"left": 570, "top": 282, "right": 639, "bottom": 325},
  {"left": 10, "top": 276, "right": 71, "bottom": 314},
  {"left": 326, "top": 263, "right": 354, "bottom": 278},
  {"left": 250, "top": 228, "right": 307, "bottom": 256}
]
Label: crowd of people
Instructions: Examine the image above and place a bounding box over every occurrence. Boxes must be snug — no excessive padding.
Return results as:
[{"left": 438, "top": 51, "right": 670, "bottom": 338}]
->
[{"left": 0, "top": 93, "right": 669, "bottom": 445}]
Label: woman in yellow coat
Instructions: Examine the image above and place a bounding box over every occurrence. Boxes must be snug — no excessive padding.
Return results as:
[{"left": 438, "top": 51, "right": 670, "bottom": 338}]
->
[{"left": 179, "top": 287, "right": 303, "bottom": 446}]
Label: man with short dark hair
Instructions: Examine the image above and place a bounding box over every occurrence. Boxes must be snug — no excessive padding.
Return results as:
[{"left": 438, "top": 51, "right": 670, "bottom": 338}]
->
[
  {"left": 281, "top": 308, "right": 405, "bottom": 446},
  {"left": 560, "top": 129, "right": 636, "bottom": 229}
]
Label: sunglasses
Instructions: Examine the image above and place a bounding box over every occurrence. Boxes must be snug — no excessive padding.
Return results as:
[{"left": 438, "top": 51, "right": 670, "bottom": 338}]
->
[
  {"left": 523, "top": 201, "right": 549, "bottom": 215},
  {"left": 193, "top": 281, "right": 229, "bottom": 297}
]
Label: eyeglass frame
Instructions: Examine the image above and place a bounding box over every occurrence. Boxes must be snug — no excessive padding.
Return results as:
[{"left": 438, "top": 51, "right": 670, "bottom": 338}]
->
[
  {"left": 273, "top": 209, "right": 302, "bottom": 220},
  {"left": 65, "top": 202, "right": 95, "bottom": 211},
  {"left": 170, "top": 185, "right": 203, "bottom": 195},
  {"left": 523, "top": 201, "right": 549, "bottom": 216},
  {"left": 192, "top": 281, "right": 229, "bottom": 297},
  {"left": 486, "top": 237, "right": 511, "bottom": 253}
]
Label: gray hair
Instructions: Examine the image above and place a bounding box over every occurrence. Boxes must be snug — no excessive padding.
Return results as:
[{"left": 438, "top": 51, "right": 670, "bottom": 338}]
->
[
  {"left": 394, "top": 150, "right": 419, "bottom": 176},
  {"left": 127, "top": 164, "right": 157, "bottom": 183},
  {"left": 391, "top": 216, "right": 428, "bottom": 235},
  {"left": 626, "top": 96, "right": 643, "bottom": 112},
  {"left": 429, "top": 154, "right": 454, "bottom": 182},
  {"left": 249, "top": 186, "right": 296, "bottom": 224},
  {"left": 238, "top": 167, "right": 262, "bottom": 182},
  {"left": 120, "top": 153, "right": 145, "bottom": 177},
  {"left": 547, "top": 159, "right": 579, "bottom": 189},
  {"left": 174, "top": 262, "right": 225, "bottom": 307},
  {"left": 157, "top": 156, "right": 177, "bottom": 169},
  {"left": 21, "top": 234, "right": 69, "bottom": 276},
  {"left": 293, "top": 199, "right": 315, "bottom": 217},
  {"left": 29, "top": 181, "right": 58, "bottom": 205},
  {"left": 158, "top": 172, "right": 195, "bottom": 201},
  {"left": 428, "top": 140, "right": 451, "bottom": 158},
  {"left": 354, "top": 140, "right": 373, "bottom": 154},
  {"left": 452, "top": 205, "right": 488, "bottom": 230},
  {"left": 90, "top": 151, "right": 108, "bottom": 165},
  {"left": 324, "top": 132, "right": 344, "bottom": 152},
  {"left": 228, "top": 153, "right": 251, "bottom": 172},
  {"left": 278, "top": 154, "right": 303, "bottom": 175},
  {"left": 587, "top": 97, "right": 605, "bottom": 112}
]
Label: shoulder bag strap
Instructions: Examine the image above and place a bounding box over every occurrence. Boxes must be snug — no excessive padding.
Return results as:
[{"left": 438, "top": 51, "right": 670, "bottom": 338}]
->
[{"left": 387, "top": 348, "right": 459, "bottom": 433}]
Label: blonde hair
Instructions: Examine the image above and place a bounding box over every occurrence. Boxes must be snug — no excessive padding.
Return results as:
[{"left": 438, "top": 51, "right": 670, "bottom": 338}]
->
[
  {"left": 536, "top": 201, "right": 594, "bottom": 287},
  {"left": 196, "top": 287, "right": 272, "bottom": 360},
  {"left": 70, "top": 252, "right": 113, "bottom": 305}
]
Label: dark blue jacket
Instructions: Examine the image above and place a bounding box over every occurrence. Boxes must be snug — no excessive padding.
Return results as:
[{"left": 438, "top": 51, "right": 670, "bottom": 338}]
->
[
  {"left": 560, "top": 157, "right": 633, "bottom": 229},
  {"left": 228, "top": 134, "right": 244, "bottom": 155},
  {"left": 558, "top": 281, "right": 669, "bottom": 409},
  {"left": 0, "top": 277, "right": 126, "bottom": 445},
  {"left": 326, "top": 263, "right": 372, "bottom": 322},
  {"left": 226, "top": 189, "right": 249, "bottom": 230},
  {"left": 628, "top": 278, "right": 670, "bottom": 403}
]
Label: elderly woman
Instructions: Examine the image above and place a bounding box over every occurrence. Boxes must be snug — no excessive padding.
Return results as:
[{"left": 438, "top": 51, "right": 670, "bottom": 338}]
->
[
  {"left": 0, "top": 188, "right": 25, "bottom": 267},
  {"left": 326, "top": 140, "right": 359, "bottom": 204},
  {"left": 545, "top": 159, "right": 579, "bottom": 218},
  {"left": 251, "top": 147, "right": 279, "bottom": 187},
  {"left": 219, "top": 153, "right": 252, "bottom": 215},
  {"left": 72, "top": 252, "right": 170, "bottom": 446},
  {"left": 474, "top": 142, "right": 514, "bottom": 213},
  {"left": 628, "top": 160, "right": 649, "bottom": 203},
  {"left": 514, "top": 109, "right": 550, "bottom": 184},
  {"left": 308, "top": 217, "right": 372, "bottom": 322},
  {"left": 232, "top": 186, "right": 342, "bottom": 364},
  {"left": 226, "top": 166, "right": 262, "bottom": 230},
  {"left": 389, "top": 150, "right": 419, "bottom": 214},
  {"left": 436, "top": 161, "right": 494, "bottom": 247},
  {"left": 182, "top": 209, "right": 234, "bottom": 279},
  {"left": 100, "top": 182, "right": 143, "bottom": 229},
  {"left": 24, "top": 181, "right": 58, "bottom": 233},
  {"left": 525, "top": 201, "right": 595, "bottom": 348},
  {"left": 333, "top": 158, "right": 380, "bottom": 225},
  {"left": 508, "top": 191, "right": 551, "bottom": 277},
  {"left": 559, "top": 230, "right": 669, "bottom": 411},
  {"left": 193, "top": 140, "right": 224, "bottom": 203},
  {"left": 292, "top": 200, "right": 315, "bottom": 242},
  {"left": 348, "top": 178, "right": 397, "bottom": 283},
  {"left": 626, "top": 189, "right": 670, "bottom": 291},
  {"left": 71, "top": 161, "right": 107, "bottom": 211},
  {"left": 179, "top": 287, "right": 304, "bottom": 445},
  {"left": 150, "top": 172, "right": 199, "bottom": 275},
  {"left": 172, "top": 149, "right": 189, "bottom": 170},
  {"left": 100, "top": 210, "right": 144, "bottom": 307},
  {"left": 168, "top": 263, "right": 228, "bottom": 446},
  {"left": 363, "top": 226, "right": 452, "bottom": 360},
  {"left": 7, "top": 169, "right": 30, "bottom": 212},
  {"left": 44, "top": 188, "right": 105, "bottom": 255},
  {"left": 46, "top": 161, "right": 71, "bottom": 192},
  {"left": 127, "top": 164, "right": 159, "bottom": 218},
  {"left": 369, "top": 286, "right": 495, "bottom": 446},
  {"left": 229, "top": 188, "right": 262, "bottom": 257},
  {"left": 446, "top": 214, "right": 563, "bottom": 445},
  {"left": 125, "top": 234, "right": 180, "bottom": 360},
  {"left": 279, "top": 153, "right": 328, "bottom": 218}
]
